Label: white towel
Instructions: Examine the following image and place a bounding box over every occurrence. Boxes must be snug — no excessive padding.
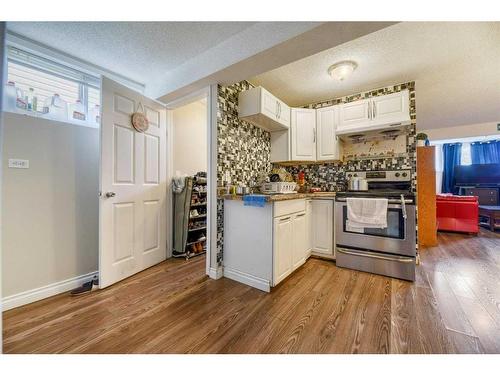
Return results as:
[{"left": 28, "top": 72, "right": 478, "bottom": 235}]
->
[{"left": 346, "top": 197, "right": 388, "bottom": 231}]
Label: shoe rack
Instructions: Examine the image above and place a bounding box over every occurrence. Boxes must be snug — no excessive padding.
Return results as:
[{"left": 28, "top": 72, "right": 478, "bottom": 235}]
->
[{"left": 183, "top": 173, "right": 208, "bottom": 259}]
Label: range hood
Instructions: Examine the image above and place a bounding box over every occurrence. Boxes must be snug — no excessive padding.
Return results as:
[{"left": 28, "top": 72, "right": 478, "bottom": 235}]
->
[{"left": 336, "top": 120, "right": 411, "bottom": 138}]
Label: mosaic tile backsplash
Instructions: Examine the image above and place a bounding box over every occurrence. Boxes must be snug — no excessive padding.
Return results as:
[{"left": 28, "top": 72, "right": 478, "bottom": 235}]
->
[
  {"left": 216, "top": 80, "right": 272, "bottom": 264},
  {"left": 217, "top": 81, "right": 272, "bottom": 186},
  {"left": 279, "top": 82, "right": 417, "bottom": 193},
  {"left": 216, "top": 81, "right": 417, "bottom": 264}
]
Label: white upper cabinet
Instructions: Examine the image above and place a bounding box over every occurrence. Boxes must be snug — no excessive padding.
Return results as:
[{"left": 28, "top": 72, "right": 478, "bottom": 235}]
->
[
  {"left": 316, "top": 106, "right": 342, "bottom": 161},
  {"left": 239, "top": 86, "right": 290, "bottom": 132},
  {"left": 370, "top": 90, "right": 410, "bottom": 127},
  {"left": 337, "top": 90, "right": 410, "bottom": 135},
  {"left": 338, "top": 98, "right": 371, "bottom": 133},
  {"left": 291, "top": 108, "right": 316, "bottom": 161}
]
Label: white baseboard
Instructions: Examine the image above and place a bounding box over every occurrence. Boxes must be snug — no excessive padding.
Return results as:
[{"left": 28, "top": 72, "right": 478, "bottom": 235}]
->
[
  {"left": 2, "top": 271, "right": 98, "bottom": 311},
  {"left": 208, "top": 266, "right": 223, "bottom": 280},
  {"left": 223, "top": 267, "right": 270, "bottom": 292}
]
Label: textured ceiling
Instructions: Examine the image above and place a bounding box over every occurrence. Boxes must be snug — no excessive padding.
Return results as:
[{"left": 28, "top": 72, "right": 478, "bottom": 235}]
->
[
  {"left": 250, "top": 22, "right": 500, "bottom": 130},
  {"left": 7, "top": 21, "right": 255, "bottom": 86}
]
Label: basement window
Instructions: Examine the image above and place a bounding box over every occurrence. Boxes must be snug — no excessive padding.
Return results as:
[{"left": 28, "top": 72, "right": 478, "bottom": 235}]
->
[{"left": 3, "top": 46, "right": 101, "bottom": 127}]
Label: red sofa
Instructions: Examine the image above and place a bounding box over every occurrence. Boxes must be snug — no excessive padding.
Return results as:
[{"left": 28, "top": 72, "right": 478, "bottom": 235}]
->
[{"left": 436, "top": 194, "right": 479, "bottom": 234}]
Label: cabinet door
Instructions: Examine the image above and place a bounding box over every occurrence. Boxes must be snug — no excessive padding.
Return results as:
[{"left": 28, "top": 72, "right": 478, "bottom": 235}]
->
[
  {"left": 311, "top": 200, "right": 333, "bottom": 255},
  {"left": 292, "top": 212, "right": 308, "bottom": 270},
  {"left": 338, "top": 98, "right": 371, "bottom": 133},
  {"left": 291, "top": 108, "right": 316, "bottom": 161},
  {"left": 276, "top": 99, "right": 290, "bottom": 128},
  {"left": 273, "top": 216, "right": 293, "bottom": 285},
  {"left": 261, "top": 88, "right": 278, "bottom": 120},
  {"left": 306, "top": 200, "right": 313, "bottom": 256},
  {"left": 316, "top": 106, "right": 341, "bottom": 161},
  {"left": 371, "top": 90, "right": 410, "bottom": 126}
]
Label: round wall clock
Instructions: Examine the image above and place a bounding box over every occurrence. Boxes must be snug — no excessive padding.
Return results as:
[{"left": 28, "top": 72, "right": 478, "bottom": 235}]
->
[{"left": 131, "top": 112, "right": 149, "bottom": 132}]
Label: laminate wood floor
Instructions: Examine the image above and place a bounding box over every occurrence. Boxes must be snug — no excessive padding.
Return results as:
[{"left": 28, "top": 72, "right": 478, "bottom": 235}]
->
[{"left": 3, "top": 229, "right": 500, "bottom": 354}]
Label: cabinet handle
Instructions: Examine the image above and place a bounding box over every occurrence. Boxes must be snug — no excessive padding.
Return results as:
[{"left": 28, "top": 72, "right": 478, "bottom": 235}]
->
[
  {"left": 373, "top": 102, "right": 376, "bottom": 118},
  {"left": 279, "top": 216, "right": 291, "bottom": 222},
  {"left": 296, "top": 213, "right": 306, "bottom": 217},
  {"left": 368, "top": 102, "right": 371, "bottom": 119},
  {"left": 313, "top": 127, "right": 316, "bottom": 143}
]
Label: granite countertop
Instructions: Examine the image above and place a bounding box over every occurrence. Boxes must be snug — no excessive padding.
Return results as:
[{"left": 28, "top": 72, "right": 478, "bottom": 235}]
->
[{"left": 221, "top": 192, "right": 336, "bottom": 202}]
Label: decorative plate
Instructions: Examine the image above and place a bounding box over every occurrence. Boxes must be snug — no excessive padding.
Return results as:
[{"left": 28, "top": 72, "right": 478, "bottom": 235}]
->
[{"left": 131, "top": 112, "right": 149, "bottom": 132}]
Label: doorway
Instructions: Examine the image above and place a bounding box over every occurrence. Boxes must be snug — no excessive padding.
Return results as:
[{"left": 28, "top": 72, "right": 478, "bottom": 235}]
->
[{"left": 165, "top": 87, "right": 215, "bottom": 278}]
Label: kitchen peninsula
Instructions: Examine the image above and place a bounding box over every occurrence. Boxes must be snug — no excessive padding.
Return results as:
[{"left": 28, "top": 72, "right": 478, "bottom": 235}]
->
[{"left": 223, "top": 193, "right": 336, "bottom": 291}]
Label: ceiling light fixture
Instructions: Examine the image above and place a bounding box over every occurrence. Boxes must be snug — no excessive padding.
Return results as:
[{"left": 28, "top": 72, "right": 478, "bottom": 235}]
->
[{"left": 327, "top": 61, "right": 357, "bottom": 81}]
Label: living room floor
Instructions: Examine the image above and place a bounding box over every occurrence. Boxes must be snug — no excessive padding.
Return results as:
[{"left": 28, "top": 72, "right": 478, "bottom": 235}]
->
[{"left": 3, "top": 229, "right": 500, "bottom": 354}]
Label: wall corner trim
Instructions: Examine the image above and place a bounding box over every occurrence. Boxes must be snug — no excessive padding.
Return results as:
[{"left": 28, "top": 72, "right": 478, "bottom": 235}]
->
[
  {"left": 208, "top": 266, "right": 223, "bottom": 280},
  {"left": 223, "top": 267, "right": 270, "bottom": 292},
  {"left": 1, "top": 271, "right": 98, "bottom": 311}
]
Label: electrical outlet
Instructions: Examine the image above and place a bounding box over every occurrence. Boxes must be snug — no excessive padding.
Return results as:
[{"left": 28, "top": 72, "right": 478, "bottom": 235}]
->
[
  {"left": 497, "top": 123, "right": 500, "bottom": 131},
  {"left": 8, "top": 159, "right": 29, "bottom": 169}
]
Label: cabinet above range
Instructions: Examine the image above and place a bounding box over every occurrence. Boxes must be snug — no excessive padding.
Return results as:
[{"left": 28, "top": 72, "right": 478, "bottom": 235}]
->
[
  {"left": 239, "top": 86, "right": 411, "bottom": 163},
  {"left": 337, "top": 90, "right": 411, "bottom": 135},
  {"left": 238, "top": 86, "right": 290, "bottom": 131}
]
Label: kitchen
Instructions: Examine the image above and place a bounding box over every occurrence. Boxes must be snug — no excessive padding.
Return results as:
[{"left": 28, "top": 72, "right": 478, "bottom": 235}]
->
[{"left": 218, "top": 77, "right": 418, "bottom": 292}]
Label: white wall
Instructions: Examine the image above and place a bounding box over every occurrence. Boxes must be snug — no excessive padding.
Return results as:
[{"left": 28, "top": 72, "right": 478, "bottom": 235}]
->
[
  {"left": 1, "top": 20, "right": 6, "bottom": 349},
  {"left": 424, "top": 122, "right": 499, "bottom": 141},
  {"left": 1, "top": 112, "right": 99, "bottom": 301},
  {"left": 172, "top": 100, "right": 207, "bottom": 176}
]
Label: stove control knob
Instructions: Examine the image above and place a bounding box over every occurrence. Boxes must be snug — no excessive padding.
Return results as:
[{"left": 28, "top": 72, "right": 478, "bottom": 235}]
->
[
  {"left": 395, "top": 172, "right": 400, "bottom": 177},
  {"left": 353, "top": 173, "right": 358, "bottom": 177},
  {"left": 402, "top": 172, "right": 408, "bottom": 177},
  {"left": 347, "top": 174, "right": 352, "bottom": 177}
]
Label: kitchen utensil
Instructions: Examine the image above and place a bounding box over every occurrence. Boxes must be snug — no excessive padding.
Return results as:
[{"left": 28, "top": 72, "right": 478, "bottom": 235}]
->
[
  {"left": 348, "top": 177, "right": 369, "bottom": 191},
  {"left": 269, "top": 174, "right": 281, "bottom": 182}
]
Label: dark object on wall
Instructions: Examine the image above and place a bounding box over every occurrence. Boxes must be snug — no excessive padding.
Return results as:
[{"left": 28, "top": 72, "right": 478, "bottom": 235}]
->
[
  {"left": 442, "top": 143, "right": 462, "bottom": 194},
  {"left": 454, "top": 163, "right": 500, "bottom": 187}
]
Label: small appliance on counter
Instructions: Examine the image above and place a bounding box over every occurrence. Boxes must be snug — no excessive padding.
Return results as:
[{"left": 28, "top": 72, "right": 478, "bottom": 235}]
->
[
  {"left": 260, "top": 181, "right": 297, "bottom": 194},
  {"left": 335, "top": 169, "right": 416, "bottom": 281}
]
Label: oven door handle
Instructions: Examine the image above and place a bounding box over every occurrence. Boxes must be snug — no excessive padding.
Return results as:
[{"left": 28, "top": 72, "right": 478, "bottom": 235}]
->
[
  {"left": 335, "top": 197, "right": 413, "bottom": 204},
  {"left": 337, "top": 248, "right": 414, "bottom": 263},
  {"left": 400, "top": 194, "right": 407, "bottom": 220}
]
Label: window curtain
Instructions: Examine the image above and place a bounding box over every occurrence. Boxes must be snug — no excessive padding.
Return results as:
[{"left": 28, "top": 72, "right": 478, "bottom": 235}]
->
[
  {"left": 441, "top": 143, "right": 462, "bottom": 194},
  {"left": 471, "top": 140, "right": 500, "bottom": 164}
]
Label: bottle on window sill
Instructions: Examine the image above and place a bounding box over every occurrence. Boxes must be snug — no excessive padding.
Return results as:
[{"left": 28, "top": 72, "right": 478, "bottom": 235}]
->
[{"left": 69, "top": 100, "right": 86, "bottom": 122}]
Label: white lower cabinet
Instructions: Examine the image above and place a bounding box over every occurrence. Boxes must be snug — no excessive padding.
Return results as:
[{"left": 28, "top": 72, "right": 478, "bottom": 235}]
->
[
  {"left": 292, "top": 212, "right": 308, "bottom": 269},
  {"left": 273, "top": 199, "right": 334, "bottom": 287},
  {"left": 311, "top": 199, "right": 335, "bottom": 258},
  {"left": 273, "top": 215, "right": 294, "bottom": 285},
  {"left": 273, "top": 210, "right": 309, "bottom": 286},
  {"left": 223, "top": 198, "right": 335, "bottom": 292}
]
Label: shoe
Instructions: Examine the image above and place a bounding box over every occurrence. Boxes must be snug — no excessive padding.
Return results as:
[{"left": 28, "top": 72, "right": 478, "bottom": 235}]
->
[
  {"left": 70, "top": 276, "right": 98, "bottom": 296},
  {"left": 190, "top": 244, "right": 197, "bottom": 254}
]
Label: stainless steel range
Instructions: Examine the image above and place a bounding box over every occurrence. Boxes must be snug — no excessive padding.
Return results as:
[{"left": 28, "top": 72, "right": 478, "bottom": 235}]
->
[{"left": 335, "top": 170, "right": 416, "bottom": 281}]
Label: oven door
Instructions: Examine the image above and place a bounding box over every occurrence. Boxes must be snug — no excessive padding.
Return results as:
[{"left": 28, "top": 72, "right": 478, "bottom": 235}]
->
[{"left": 335, "top": 200, "right": 416, "bottom": 257}]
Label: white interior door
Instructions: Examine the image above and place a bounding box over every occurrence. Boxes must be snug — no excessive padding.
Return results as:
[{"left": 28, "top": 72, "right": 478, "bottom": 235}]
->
[{"left": 99, "top": 77, "right": 167, "bottom": 289}]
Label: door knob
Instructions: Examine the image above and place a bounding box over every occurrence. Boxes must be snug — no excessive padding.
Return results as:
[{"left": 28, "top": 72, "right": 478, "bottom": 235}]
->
[{"left": 105, "top": 192, "right": 116, "bottom": 198}]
